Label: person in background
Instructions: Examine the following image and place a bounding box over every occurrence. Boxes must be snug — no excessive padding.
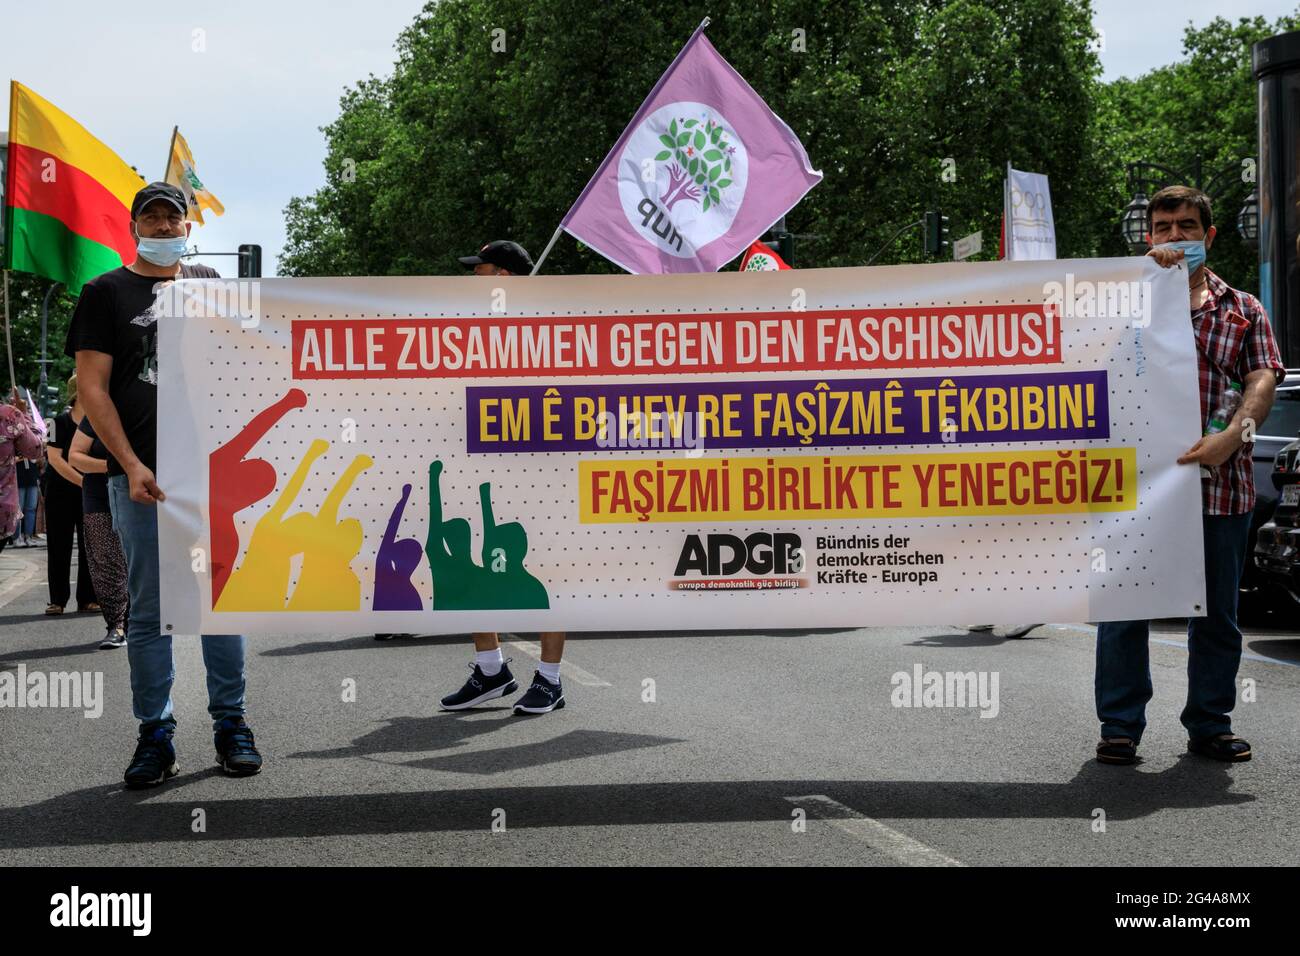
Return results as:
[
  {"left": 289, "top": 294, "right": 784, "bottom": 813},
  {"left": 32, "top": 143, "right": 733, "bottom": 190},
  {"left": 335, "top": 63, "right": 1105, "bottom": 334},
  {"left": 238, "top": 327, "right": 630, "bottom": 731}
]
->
[
  {"left": 430, "top": 240, "right": 569, "bottom": 716},
  {"left": 10, "top": 453, "right": 41, "bottom": 547},
  {"left": 69, "top": 414, "right": 129, "bottom": 649},
  {"left": 0, "top": 389, "right": 44, "bottom": 555},
  {"left": 43, "top": 374, "right": 98, "bottom": 615}
]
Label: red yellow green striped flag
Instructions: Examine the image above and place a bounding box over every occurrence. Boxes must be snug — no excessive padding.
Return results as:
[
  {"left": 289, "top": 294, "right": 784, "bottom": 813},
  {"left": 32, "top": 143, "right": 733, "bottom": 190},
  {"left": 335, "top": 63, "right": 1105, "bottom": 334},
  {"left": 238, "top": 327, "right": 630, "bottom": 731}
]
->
[{"left": 3, "top": 81, "right": 145, "bottom": 293}]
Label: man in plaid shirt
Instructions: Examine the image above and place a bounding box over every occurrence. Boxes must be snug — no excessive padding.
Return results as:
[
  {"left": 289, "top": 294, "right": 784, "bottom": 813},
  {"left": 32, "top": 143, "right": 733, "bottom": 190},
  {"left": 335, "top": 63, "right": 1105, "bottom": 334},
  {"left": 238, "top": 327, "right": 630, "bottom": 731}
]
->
[{"left": 1096, "top": 186, "right": 1286, "bottom": 766}]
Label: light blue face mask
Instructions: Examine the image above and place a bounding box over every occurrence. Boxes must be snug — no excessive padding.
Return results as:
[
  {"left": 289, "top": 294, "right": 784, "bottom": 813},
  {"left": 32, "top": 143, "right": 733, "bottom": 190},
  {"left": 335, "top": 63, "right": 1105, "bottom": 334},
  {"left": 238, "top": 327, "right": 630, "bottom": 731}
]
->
[
  {"left": 1159, "top": 239, "right": 1206, "bottom": 274},
  {"left": 135, "top": 231, "right": 189, "bottom": 267}
]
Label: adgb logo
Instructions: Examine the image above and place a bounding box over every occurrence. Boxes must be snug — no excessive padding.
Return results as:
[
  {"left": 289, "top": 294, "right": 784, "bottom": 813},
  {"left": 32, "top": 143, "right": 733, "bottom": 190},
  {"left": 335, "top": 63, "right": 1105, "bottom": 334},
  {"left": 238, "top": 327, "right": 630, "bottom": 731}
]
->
[{"left": 619, "top": 101, "right": 748, "bottom": 258}]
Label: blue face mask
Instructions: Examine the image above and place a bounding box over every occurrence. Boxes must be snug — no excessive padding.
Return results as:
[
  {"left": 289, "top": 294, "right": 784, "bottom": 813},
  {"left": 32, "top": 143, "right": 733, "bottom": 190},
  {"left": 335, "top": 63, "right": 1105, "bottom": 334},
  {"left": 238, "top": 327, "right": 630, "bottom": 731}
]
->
[
  {"left": 135, "top": 231, "right": 188, "bottom": 267},
  {"left": 1159, "top": 239, "right": 1206, "bottom": 274}
]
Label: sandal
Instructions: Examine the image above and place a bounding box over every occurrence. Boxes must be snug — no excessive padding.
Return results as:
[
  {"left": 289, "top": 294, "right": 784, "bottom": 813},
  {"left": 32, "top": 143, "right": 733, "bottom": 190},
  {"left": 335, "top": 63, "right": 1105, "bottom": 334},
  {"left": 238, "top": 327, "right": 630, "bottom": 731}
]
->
[
  {"left": 1188, "top": 733, "right": 1252, "bottom": 762},
  {"left": 78, "top": 602, "right": 102, "bottom": 613},
  {"left": 1096, "top": 736, "right": 1138, "bottom": 764},
  {"left": 45, "top": 604, "right": 64, "bottom": 615}
]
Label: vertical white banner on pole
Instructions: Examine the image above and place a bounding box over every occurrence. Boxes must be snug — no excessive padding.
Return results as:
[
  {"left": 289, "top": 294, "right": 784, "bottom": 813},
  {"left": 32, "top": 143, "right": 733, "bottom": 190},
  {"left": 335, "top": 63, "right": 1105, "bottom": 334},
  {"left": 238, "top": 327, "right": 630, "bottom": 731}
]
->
[{"left": 1005, "top": 166, "right": 1057, "bottom": 261}]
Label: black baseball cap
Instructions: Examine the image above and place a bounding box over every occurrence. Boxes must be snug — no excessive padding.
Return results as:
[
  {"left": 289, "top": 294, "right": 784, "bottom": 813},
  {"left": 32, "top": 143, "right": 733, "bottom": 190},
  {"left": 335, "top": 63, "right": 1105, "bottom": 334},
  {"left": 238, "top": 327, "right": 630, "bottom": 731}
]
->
[
  {"left": 131, "top": 181, "right": 188, "bottom": 219},
  {"left": 458, "top": 240, "right": 533, "bottom": 275}
]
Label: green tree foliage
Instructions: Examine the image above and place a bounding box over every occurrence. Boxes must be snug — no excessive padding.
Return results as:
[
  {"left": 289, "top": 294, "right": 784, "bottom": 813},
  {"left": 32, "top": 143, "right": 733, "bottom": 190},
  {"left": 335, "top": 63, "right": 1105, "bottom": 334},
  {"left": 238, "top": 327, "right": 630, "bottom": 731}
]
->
[
  {"left": 281, "top": 0, "right": 1115, "bottom": 276},
  {"left": 1100, "top": 10, "right": 1300, "bottom": 293},
  {"left": 2, "top": 271, "right": 76, "bottom": 407},
  {"left": 267, "top": 2, "right": 1300, "bottom": 293}
]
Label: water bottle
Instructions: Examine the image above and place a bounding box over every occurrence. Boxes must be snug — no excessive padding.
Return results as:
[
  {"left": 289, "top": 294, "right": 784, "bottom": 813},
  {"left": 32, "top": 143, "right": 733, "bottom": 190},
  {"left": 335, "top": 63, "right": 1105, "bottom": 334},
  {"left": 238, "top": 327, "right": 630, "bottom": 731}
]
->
[
  {"left": 1201, "top": 381, "right": 1243, "bottom": 478},
  {"left": 1205, "top": 381, "right": 1243, "bottom": 435}
]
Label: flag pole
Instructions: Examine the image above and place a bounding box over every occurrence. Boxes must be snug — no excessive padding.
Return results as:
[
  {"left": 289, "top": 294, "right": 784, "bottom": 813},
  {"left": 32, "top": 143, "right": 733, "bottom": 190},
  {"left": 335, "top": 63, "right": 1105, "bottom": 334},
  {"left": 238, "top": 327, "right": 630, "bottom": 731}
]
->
[
  {"left": 529, "top": 16, "right": 713, "bottom": 276},
  {"left": 529, "top": 226, "right": 565, "bottom": 276},
  {"left": 5, "top": 85, "right": 18, "bottom": 392},
  {"left": 3, "top": 269, "right": 16, "bottom": 396},
  {"left": 164, "top": 125, "right": 178, "bottom": 181},
  {"left": 1003, "top": 160, "right": 1012, "bottom": 262}
]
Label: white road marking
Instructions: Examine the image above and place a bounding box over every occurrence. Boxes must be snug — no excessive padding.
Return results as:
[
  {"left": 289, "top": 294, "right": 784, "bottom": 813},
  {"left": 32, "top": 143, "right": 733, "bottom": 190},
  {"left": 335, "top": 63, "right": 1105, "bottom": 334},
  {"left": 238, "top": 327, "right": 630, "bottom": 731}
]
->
[
  {"left": 786, "top": 795, "right": 965, "bottom": 867},
  {"left": 503, "top": 639, "right": 612, "bottom": 687},
  {"left": 0, "top": 556, "right": 40, "bottom": 610}
]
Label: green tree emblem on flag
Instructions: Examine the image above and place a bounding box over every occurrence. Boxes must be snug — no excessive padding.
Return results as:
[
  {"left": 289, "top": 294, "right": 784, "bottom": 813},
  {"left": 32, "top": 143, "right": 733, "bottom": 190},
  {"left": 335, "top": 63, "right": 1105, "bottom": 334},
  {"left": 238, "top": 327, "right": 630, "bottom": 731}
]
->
[{"left": 654, "top": 114, "right": 736, "bottom": 213}]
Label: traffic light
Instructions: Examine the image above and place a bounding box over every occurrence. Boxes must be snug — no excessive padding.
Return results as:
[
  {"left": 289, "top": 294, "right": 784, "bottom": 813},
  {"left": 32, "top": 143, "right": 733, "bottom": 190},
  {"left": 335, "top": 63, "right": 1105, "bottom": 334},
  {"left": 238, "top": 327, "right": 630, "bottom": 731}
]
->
[
  {"left": 238, "top": 244, "right": 262, "bottom": 279},
  {"left": 923, "top": 209, "right": 950, "bottom": 258},
  {"left": 773, "top": 231, "right": 793, "bottom": 264},
  {"left": 41, "top": 384, "right": 61, "bottom": 417},
  {"left": 763, "top": 217, "right": 794, "bottom": 266}
]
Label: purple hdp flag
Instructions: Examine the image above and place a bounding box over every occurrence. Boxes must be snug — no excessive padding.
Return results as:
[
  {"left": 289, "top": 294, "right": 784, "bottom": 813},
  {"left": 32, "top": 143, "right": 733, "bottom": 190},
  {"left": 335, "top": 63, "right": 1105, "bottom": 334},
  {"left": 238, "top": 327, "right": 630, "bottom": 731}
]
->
[{"left": 559, "top": 26, "right": 822, "bottom": 274}]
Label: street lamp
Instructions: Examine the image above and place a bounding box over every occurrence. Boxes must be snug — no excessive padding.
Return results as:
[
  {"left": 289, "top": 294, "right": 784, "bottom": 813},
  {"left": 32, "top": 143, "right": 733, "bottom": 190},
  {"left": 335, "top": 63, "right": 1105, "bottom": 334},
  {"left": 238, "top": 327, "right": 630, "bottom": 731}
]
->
[
  {"left": 1237, "top": 189, "right": 1258, "bottom": 241},
  {"left": 1121, "top": 192, "right": 1150, "bottom": 253}
]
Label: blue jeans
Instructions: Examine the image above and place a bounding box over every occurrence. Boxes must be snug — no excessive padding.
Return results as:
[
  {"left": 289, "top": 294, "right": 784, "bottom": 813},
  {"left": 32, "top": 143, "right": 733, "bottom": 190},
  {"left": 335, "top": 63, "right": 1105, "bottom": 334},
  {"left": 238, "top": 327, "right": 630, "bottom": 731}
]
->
[
  {"left": 18, "top": 485, "right": 38, "bottom": 537},
  {"left": 108, "top": 475, "right": 246, "bottom": 732},
  {"left": 1095, "top": 513, "right": 1251, "bottom": 743}
]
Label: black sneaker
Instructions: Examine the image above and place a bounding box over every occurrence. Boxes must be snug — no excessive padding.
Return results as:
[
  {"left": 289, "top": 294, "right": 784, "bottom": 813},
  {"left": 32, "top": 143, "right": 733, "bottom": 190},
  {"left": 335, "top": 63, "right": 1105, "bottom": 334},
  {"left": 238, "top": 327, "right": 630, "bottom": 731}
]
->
[
  {"left": 214, "top": 716, "right": 263, "bottom": 776},
  {"left": 513, "top": 672, "right": 565, "bottom": 714},
  {"left": 439, "top": 660, "right": 518, "bottom": 710},
  {"left": 98, "top": 625, "right": 127, "bottom": 649},
  {"left": 124, "top": 725, "right": 179, "bottom": 788}
]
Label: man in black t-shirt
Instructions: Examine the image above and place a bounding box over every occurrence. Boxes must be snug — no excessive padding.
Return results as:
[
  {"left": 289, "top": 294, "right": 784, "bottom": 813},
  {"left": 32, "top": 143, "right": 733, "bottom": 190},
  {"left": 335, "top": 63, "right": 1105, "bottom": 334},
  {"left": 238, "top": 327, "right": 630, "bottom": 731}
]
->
[{"left": 67, "top": 181, "right": 262, "bottom": 788}]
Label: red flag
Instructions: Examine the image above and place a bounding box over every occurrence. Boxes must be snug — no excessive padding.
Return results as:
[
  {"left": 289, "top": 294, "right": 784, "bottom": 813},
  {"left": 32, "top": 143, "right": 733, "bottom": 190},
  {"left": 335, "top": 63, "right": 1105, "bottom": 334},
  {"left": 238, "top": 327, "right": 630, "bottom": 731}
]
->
[{"left": 738, "top": 239, "right": 791, "bottom": 271}]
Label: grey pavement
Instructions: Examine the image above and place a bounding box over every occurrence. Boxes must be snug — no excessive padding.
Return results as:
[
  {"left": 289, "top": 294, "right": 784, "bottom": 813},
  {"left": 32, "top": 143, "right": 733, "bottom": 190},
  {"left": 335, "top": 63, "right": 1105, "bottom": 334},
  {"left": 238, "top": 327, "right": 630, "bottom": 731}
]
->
[{"left": 2, "top": 545, "right": 1298, "bottom": 866}]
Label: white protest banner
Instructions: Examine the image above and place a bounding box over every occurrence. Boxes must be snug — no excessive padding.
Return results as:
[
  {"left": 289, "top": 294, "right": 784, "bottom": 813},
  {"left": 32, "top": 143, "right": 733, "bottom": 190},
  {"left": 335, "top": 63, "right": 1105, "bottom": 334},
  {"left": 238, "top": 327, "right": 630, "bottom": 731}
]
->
[
  {"left": 157, "top": 258, "right": 1204, "bottom": 635},
  {"left": 1004, "top": 165, "right": 1057, "bottom": 260}
]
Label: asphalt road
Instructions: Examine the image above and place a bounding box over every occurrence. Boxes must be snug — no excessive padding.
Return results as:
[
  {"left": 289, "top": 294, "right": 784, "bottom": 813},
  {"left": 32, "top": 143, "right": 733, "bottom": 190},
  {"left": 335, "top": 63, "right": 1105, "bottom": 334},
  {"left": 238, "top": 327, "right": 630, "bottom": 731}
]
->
[{"left": 2, "top": 547, "right": 1298, "bottom": 866}]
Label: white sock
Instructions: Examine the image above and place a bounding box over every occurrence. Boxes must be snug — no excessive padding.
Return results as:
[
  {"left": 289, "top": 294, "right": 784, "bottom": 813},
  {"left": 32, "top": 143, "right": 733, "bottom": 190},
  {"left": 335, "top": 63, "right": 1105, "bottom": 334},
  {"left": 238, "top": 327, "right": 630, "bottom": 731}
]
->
[
  {"left": 475, "top": 649, "right": 504, "bottom": 676},
  {"left": 538, "top": 661, "right": 562, "bottom": 684}
]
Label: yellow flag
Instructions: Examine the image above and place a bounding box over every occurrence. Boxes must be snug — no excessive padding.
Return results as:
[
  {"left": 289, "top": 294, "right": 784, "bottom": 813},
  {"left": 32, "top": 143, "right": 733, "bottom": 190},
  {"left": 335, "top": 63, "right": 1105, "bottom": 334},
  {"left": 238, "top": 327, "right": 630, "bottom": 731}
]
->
[{"left": 164, "top": 127, "right": 224, "bottom": 224}]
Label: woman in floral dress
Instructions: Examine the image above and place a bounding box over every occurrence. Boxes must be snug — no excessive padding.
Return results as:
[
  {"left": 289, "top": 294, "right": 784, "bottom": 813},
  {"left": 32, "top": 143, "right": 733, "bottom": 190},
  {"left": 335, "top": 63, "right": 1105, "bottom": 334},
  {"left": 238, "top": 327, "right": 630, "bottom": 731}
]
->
[{"left": 0, "top": 390, "right": 43, "bottom": 555}]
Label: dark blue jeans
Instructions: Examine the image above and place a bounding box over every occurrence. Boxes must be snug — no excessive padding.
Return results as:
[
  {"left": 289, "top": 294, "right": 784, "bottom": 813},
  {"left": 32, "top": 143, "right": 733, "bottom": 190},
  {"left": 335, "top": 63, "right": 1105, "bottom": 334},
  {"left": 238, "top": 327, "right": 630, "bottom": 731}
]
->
[
  {"left": 18, "top": 485, "right": 38, "bottom": 537},
  {"left": 108, "top": 476, "right": 246, "bottom": 732},
  {"left": 1095, "top": 513, "right": 1251, "bottom": 743}
]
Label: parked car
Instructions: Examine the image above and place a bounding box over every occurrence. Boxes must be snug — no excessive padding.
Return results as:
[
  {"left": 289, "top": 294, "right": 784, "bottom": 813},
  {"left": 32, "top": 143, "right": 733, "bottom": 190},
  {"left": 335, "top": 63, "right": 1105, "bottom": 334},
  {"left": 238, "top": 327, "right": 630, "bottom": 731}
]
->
[
  {"left": 1243, "top": 369, "right": 1300, "bottom": 619},
  {"left": 1253, "top": 427, "right": 1300, "bottom": 608}
]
